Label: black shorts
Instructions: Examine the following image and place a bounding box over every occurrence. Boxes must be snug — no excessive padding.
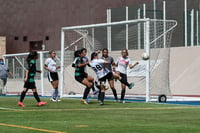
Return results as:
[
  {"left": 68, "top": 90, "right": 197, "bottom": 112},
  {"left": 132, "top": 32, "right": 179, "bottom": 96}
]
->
[
  {"left": 99, "top": 72, "right": 113, "bottom": 82},
  {"left": 75, "top": 73, "right": 88, "bottom": 83},
  {"left": 0, "top": 78, "right": 7, "bottom": 86},
  {"left": 48, "top": 72, "right": 59, "bottom": 82},
  {"left": 23, "top": 82, "right": 36, "bottom": 89},
  {"left": 108, "top": 73, "right": 114, "bottom": 81},
  {"left": 119, "top": 72, "right": 128, "bottom": 83}
]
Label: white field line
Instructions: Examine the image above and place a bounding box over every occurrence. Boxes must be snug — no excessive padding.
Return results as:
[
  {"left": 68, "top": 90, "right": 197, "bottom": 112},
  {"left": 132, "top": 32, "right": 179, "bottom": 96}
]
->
[
  {"left": 0, "top": 107, "right": 22, "bottom": 111},
  {"left": 1, "top": 106, "right": 200, "bottom": 112}
]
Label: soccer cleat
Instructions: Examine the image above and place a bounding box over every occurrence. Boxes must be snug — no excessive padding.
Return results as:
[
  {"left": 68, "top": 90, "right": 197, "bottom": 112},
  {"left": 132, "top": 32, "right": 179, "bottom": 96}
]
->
[
  {"left": 128, "top": 83, "right": 134, "bottom": 89},
  {"left": 114, "top": 99, "right": 119, "bottom": 102},
  {"left": 119, "top": 100, "right": 126, "bottom": 103},
  {"left": 50, "top": 98, "right": 57, "bottom": 102},
  {"left": 18, "top": 102, "right": 25, "bottom": 107},
  {"left": 99, "top": 101, "right": 104, "bottom": 106},
  {"left": 56, "top": 99, "right": 61, "bottom": 102},
  {"left": 86, "top": 98, "right": 90, "bottom": 103},
  {"left": 81, "top": 99, "right": 88, "bottom": 104},
  {"left": 120, "top": 100, "right": 126, "bottom": 103},
  {"left": 38, "top": 101, "right": 47, "bottom": 106}
]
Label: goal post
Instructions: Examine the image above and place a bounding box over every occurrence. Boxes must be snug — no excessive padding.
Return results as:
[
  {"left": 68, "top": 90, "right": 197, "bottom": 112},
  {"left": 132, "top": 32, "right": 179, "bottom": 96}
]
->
[
  {"left": 3, "top": 51, "right": 52, "bottom": 96},
  {"left": 60, "top": 18, "right": 177, "bottom": 102},
  {"left": 145, "top": 20, "right": 150, "bottom": 102},
  {"left": 60, "top": 18, "right": 149, "bottom": 98}
]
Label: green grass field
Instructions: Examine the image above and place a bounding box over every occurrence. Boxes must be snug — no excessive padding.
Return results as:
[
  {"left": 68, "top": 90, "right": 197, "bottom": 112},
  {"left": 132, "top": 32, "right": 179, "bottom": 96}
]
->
[{"left": 1, "top": 97, "right": 200, "bottom": 133}]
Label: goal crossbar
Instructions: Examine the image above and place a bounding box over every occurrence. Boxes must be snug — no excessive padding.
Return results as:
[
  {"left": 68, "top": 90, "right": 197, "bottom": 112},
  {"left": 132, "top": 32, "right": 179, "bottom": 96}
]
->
[{"left": 61, "top": 18, "right": 177, "bottom": 31}]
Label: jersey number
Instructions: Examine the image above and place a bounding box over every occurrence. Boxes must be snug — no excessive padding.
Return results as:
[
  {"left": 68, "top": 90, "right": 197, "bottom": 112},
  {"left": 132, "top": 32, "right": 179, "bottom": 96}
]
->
[{"left": 92, "top": 65, "right": 102, "bottom": 72}]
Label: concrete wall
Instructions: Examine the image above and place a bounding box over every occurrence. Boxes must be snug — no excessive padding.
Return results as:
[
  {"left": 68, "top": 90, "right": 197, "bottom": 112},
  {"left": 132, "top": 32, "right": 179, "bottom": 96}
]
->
[
  {"left": 65, "top": 47, "right": 200, "bottom": 97},
  {"left": 170, "top": 47, "right": 200, "bottom": 96},
  {"left": 5, "top": 47, "right": 200, "bottom": 97},
  {"left": 0, "top": 36, "right": 6, "bottom": 58}
]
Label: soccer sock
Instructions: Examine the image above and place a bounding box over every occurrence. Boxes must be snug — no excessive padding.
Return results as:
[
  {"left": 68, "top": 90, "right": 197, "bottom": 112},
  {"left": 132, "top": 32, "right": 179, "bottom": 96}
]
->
[
  {"left": 52, "top": 89, "right": 56, "bottom": 99},
  {"left": 98, "top": 91, "right": 101, "bottom": 101},
  {"left": 91, "top": 83, "right": 95, "bottom": 92},
  {"left": 19, "top": 91, "right": 26, "bottom": 102},
  {"left": 55, "top": 88, "right": 58, "bottom": 99},
  {"left": 83, "top": 87, "right": 90, "bottom": 99},
  {"left": 119, "top": 79, "right": 130, "bottom": 87},
  {"left": 95, "top": 81, "right": 101, "bottom": 90},
  {"left": 100, "top": 92, "right": 105, "bottom": 102},
  {"left": 111, "top": 88, "right": 118, "bottom": 100},
  {"left": 120, "top": 89, "right": 126, "bottom": 101},
  {"left": 33, "top": 92, "right": 41, "bottom": 102}
]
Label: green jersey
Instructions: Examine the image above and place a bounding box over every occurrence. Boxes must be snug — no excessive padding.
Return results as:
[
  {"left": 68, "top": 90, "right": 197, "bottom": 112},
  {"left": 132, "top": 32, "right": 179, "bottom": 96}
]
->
[
  {"left": 74, "top": 57, "right": 85, "bottom": 76},
  {"left": 27, "top": 60, "right": 36, "bottom": 82}
]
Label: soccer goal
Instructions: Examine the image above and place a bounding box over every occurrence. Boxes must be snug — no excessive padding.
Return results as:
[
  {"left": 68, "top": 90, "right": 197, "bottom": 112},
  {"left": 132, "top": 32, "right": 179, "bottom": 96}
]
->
[
  {"left": 3, "top": 51, "right": 55, "bottom": 96},
  {"left": 60, "top": 18, "right": 177, "bottom": 102}
]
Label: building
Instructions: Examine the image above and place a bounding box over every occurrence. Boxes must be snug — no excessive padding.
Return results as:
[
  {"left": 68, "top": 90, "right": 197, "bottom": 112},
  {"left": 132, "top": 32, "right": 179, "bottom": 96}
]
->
[{"left": 0, "top": 0, "right": 199, "bottom": 54}]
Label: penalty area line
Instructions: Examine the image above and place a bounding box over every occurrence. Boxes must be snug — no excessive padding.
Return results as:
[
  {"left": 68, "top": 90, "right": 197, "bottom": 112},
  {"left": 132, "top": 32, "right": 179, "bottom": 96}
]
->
[
  {"left": 0, "top": 123, "right": 67, "bottom": 133},
  {"left": 2, "top": 106, "right": 200, "bottom": 112},
  {"left": 0, "top": 107, "right": 22, "bottom": 111}
]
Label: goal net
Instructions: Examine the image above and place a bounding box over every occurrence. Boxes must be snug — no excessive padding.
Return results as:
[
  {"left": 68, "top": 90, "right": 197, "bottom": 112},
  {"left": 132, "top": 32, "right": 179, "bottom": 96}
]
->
[
  {"left": 60, "top": 18, "right": 177, "bottom": 102},
  {"left": 3, "top": 51, "right": 56, "bottom": 96}
]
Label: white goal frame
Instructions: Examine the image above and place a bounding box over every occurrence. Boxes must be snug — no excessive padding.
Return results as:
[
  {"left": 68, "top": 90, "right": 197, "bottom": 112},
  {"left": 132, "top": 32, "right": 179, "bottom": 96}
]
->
[
  {"left": 60, "top": 18, "right": 177, "bottom": 102},
  {"left": 3, "top": 51, "right": 49, "bottom": 96}
]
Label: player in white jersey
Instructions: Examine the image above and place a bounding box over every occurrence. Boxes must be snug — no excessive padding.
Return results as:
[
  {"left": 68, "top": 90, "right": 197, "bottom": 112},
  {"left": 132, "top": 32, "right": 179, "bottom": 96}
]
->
[
  {"left": 90, "top": 52, "right": 133, "bottom": 105},
  {"left": 115, "top": 49, "right": 139, "bottom": 103},
  {"left": 44, "top": 50, "right": 60, "bottom": 102},
  {"left": 90, "top": 52, "right": 113, "bottom": 105}
]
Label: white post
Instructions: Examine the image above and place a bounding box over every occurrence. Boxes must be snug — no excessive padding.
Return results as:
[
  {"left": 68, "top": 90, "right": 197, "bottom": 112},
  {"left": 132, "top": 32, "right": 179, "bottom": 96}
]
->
[
  {"left": 145, "top": 19, "right": 150, "bottom": 102},
  {"left": 143, "top": 4, "right": 146, "bottom": 19},
  {"left": 153, "top": 0, "right": 157, "bottom": 48},
  {"left": 137, "top": 8, "right": 141, "bottom": 49},
  {"left": 153, "top": 0, "right": 156, "bottom": 19},
  {"left": 12, "top": 59, "right": 15, "bottom": 78},
  {"left": 83, "top": 35, "right": 86, "bottom": 48},
  {"left": 60, "top": 29, "right": 65, "bottom": 98},
  {"left": 107, "top": 8, "right": 112, "bottom": 51},
  {"left": 184, "top": 0, "right": 188, "bottom": 47},
  {"left": 39, "top": 52, "right": 44, "bottom": 96},
  {"left": 191, "top": 9, "right": 194, "bottom": 46},
  {"left": 126, "top": 6, "right": 129, "bottom": 49},
  {"left": 197, "top": 10, "right": 199, "bottom": 46},
  {"left": 4, "top": 58, "right": 7, "bottom": 65},
  {"left": 143, "top": 4, "right": 146, "bottom": 48},
  {"left": 163, "top": 0, "right": 166, "bottom": 48}
]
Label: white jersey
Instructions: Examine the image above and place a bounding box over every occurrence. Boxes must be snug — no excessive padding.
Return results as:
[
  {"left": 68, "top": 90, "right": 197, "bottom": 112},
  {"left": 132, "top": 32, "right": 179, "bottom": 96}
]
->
[
  {"left": 45, "top": 58, "right": 57, "bottom": 72},
  {"left": 116, "top": 57, "right": 130, "bottom": 74},
  {"left": 89, "top": 59, "right": 110, "bottom": 79}
]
